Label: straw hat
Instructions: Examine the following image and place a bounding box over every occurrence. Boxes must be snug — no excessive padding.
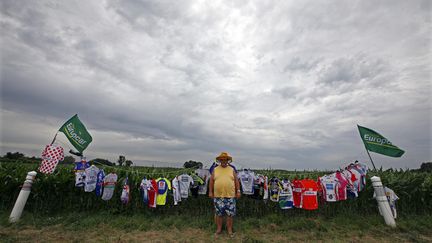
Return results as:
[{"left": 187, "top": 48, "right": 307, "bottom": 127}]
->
[{"left": 216, "top": 152, "right": 232, "bottom": 162}]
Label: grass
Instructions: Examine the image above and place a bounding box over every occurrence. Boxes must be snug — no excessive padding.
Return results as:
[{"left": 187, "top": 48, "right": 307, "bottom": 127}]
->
[{"left": 1, "top": 210, "right": 431, "bottom": 242}]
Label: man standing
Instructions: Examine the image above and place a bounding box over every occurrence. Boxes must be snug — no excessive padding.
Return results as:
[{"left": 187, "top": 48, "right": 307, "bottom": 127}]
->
[{"left": 209, "top": 152, "right": 241, "bottom": 238}]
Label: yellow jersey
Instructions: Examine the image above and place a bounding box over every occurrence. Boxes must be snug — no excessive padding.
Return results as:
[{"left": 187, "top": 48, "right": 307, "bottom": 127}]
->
[{"left": 213, "top": 166, "right": 235, "bottom": 198}]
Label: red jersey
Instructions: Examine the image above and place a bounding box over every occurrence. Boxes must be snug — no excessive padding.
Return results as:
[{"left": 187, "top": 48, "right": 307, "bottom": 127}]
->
[
  {"left": 148, "top": 179, "right": 158, "bottom": 208},
  {"left": 292, "top": 179, "right": 302, "bottom": 208},
  {"left": 300, "top": 179, "right": 319, "bottom": 210},
  {"left": 334, "top": 171, "right": 348, "bottom": 201}
]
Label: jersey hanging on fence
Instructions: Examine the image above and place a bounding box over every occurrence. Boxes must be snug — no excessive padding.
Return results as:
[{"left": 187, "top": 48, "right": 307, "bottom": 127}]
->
[
  {"left": 300, "top": 179, "right": 319, "bottom": 210},
  {"left": 238, "top": 169, "right": 255, "bottom": 195},
  {"left": 84, "top": 165, "right": 99, "bottom": 192},
  {"left": 333, "top": 171, "right": 348, "bottom": 201},
  {"left": 156, "top": 177, "right": 171, "bottom": 206},
  {"left": 121, "top": 177, "right": 130, "bottom": 204},
  {"left": 319, "top": 175, "right": 338, "bottom": 202},
  {"left": 102, "top": 173, "right": 118, "bottom": 201},
  {"left": 195, "top": 168, "right": 211, "bottom": 195},
  {"left": 95, "top": 169, "right": 105, "bottom": 197},
  {"left": 172, "top": 176, "right": 182, "bottom": 205},
  {"left": 148, "top": 179, "right": 158, "bottom": 208},
  {"left": 269, "top": 177, "right": 281, "bottom": 202},
  {"left": 74, "top": 159, "right": 90, "bottom": 187},
  {"left": 373, "top": 186, "right": 399, "bottom": 219},
  {"left": 39, "top": 144, "right": 64, "bottom": 174},
  {"left": 178, "top": 174, "right": 194, "bottom": 199},
  {"left": 292, "top": 180, "right": 302, "bottom": 208},
  {"left": 279, "top": 179, "right": 294, "bottom": 209},
  {"left": 140, "top": 178, "right": 150, "bottom": 204}
]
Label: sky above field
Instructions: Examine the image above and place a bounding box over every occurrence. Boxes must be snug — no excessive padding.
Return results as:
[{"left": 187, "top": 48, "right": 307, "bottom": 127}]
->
[{"left": 1, "top": 0, "right": 431, "bottom": 170}]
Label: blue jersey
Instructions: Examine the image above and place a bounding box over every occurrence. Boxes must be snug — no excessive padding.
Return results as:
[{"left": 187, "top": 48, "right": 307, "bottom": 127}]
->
[
  {"left": 75, "top": 161, "right": 90, "bottom": 171},
  {"left": 95, "top": 169, "right": 105, "bottom": 197}
]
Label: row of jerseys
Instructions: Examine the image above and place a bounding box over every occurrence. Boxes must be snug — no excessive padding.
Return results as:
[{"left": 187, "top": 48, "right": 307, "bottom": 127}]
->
[
  {"left": 72, "top": 162, "right": 212, "bottom": 207},
  {"left": 143, "top": 172, "right": 211, "bottom": 207},
  {"left": 73, "top": 163, "right": 121, "bottom": 202},
  {"left": 236, "top": 170, "right": 320, "bottom": 210},
  {"left": 72, "top": 160, "right": 368, "bottom": 210},
  {"left": 318, "top": 162, "right": 368, "bottom": 202},
  {"left": 236, "top": 163, "right": 369, "bottom": 210}
]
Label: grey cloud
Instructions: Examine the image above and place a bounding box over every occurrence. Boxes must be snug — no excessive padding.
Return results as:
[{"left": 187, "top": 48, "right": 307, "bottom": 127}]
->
[
  {"left": 318, "top": 54, "right": 389, "bottom": 86},
  {"left": 1, "top": 0, "right": 430, "bottom": 169}
]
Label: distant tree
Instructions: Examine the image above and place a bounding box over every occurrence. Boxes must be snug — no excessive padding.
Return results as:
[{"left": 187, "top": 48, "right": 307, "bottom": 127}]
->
[
  {"left": 419, "top": 162, "right": 432, "bottom": 172},
  {"left": 125, "top": 160, "right": 133, "bottom": 167},
  {"left": 4, "top": 152, "right": 25, "bottom": 160},
  {"left": 59, "top": 156, "right": 76, "bottom": 164},
  {"left": 183, "top": 160, "right": 203, "bottom": 169},
  {"left": 118, "top": 155, "right": 125, "bottom": 166},
  {"left": 90, "top": 158, "right": 115, "bottom": 166}
]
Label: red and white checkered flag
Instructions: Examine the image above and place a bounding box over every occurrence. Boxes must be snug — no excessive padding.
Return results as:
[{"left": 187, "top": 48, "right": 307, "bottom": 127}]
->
[{"left": 39, "top": 145, "right": 64, "bottom": 174}]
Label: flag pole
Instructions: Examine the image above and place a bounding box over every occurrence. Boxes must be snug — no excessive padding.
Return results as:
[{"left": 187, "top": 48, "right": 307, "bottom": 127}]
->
[
  {"left": 50, "top": 132, "right": 58, "bottom": 145},
  {"left": 364, "top": 145, "right": 377, "bottom": 171}
]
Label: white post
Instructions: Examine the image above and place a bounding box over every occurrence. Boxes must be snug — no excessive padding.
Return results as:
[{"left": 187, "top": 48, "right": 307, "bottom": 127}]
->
[
  {"left": 370, "top": 176, "right": 396, "bottom": 227},
  {"left": 9, "top": 171, "right": 37, "bottom": 223}
]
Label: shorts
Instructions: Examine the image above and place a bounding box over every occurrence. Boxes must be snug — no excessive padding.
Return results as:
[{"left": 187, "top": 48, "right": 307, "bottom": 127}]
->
[{"left": 213, "top": 198, "right": 236, "bottom": 217}]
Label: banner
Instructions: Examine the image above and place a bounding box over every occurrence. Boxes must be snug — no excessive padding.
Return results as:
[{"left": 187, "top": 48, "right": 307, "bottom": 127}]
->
[
  {"left": 59, "top": 114, "right": 92, "bottom": 153},
  {"left": 357, "top": 125, "right": 404, "bottom": 157}
]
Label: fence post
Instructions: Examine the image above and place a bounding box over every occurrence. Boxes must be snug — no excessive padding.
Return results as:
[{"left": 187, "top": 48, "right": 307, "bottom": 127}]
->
[
  {"left": 370, "top": 176, "right": 396, "bottom": 227},
  {"left": 9, "top": 171, "right": 37, "bottom": 223}
]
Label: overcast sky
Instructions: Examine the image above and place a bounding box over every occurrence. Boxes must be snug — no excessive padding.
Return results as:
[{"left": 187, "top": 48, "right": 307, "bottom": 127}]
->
[{"left": 1, "top": 0, "right": 431, "bottom": 170}]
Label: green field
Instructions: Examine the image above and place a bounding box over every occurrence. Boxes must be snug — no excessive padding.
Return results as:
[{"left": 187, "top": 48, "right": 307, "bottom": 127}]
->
[{"left": 1, "top": 161, "right": 431, "bottom": 242}]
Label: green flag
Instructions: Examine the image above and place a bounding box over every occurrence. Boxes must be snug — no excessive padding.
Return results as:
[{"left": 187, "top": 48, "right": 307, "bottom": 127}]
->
[
  {"left": 59, "top": 114, "right": 93, "bottom": 153},
  {"left": 357, "top": 125, "right": 404, "bottom": 157}
]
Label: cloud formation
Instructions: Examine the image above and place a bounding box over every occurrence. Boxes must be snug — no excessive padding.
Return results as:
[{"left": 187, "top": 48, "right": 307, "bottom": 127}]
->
[{"left": 1, "top": 0, "right": 431, "bottom": 169}]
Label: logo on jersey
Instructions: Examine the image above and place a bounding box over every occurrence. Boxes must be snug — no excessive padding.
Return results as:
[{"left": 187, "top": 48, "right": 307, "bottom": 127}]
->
[
  {"left": 158, "top": 180, "right": 167, "bottom": 194},
  {"left": 304, "top": 191, "right": 317, "bottom": 196},
  {"left": 326, "top": 184, "right": 334, "bottom": 190}
]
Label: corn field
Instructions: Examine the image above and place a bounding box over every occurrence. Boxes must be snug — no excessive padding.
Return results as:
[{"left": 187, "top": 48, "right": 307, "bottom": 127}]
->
[{"left": 1, "top": 161, "right": 431, "bottom": 218}]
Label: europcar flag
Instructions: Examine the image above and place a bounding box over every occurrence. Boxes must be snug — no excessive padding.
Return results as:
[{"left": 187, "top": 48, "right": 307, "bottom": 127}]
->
[
  {"left": 59, "top": 114, "right": 92, "bottom": 153},
  {"left": 357, "top": 125, "right": 404, "bottom": 157}
]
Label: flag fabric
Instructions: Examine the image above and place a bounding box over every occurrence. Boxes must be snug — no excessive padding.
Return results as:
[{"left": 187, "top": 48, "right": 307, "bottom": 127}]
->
[
  {"left": 357, "top": 125, "right": 405, "bottom": 157},
  {"left": 59, "top": 114, "right": 92, "bottom": 153},
  {"left": 39, "top": 144, "right": 64, "bottom": 174}
]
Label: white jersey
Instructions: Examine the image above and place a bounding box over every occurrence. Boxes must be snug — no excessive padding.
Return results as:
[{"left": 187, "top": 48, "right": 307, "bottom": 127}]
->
[
  {"left": 195, "top": 168, "right": 211, "bottom": 195},
  {"left": 178, "top": 174, "right": 194, "bottom": 198},
  {"left": 75, "top": 171, "right": 86, "bottom": 187},
  {"left": 238, "top": 170, "right": 255, "bottom": 195},
  {"left": 263, "top": 176, "right": 269, "bottom": 200},
  {"left": 102, "top": 173, "right": 118, "bottom": 201},
  {"left": 279, "top": 179, "right": 294, "bottom": 209},
  {"left": 172, "top": 176, "right": 182, "bottom": 205},
  {"left": 84, "top": 165, "right": 99, "bottom": 192},
  {"left": 319, "top": 175, "right": 338, "bottom": 202},
  {"left": 373, "top": 186, "right": 399, "bottom": 218},
  {"left": 140, "top": 178, "right": 150, "bottom": 203}
]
